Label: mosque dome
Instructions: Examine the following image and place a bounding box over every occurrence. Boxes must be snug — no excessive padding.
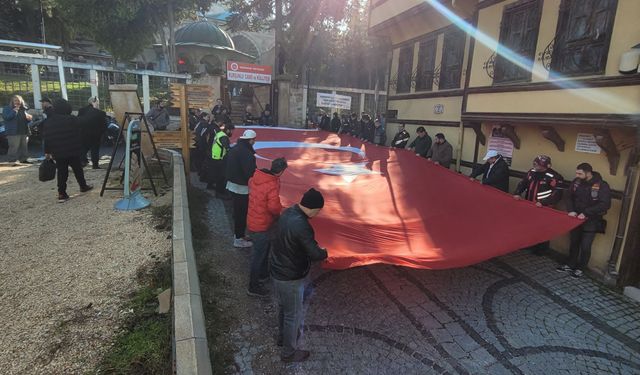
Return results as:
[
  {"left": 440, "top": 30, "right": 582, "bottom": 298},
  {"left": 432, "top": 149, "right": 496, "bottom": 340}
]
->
[{"left": 175, "top": 20, "right": 235, "bottom": 50}]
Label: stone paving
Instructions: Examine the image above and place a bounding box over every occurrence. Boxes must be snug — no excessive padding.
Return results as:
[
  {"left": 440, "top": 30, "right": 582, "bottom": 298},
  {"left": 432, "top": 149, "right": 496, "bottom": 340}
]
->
[
  {"left": 192, "top": 173, "right": 640, "bottom": 374},
  {"left": 229, "top": 250, "right": 640, "bottom": 374}
]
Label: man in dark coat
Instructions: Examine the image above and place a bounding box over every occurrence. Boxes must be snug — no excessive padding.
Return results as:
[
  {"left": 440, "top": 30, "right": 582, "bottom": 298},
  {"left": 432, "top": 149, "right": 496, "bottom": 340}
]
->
[
  {"left": 513, "top": 155, "right": 564, "bottom": 254},
  {"left": 260, "top": 104, "right": 274, "bottom": 126},
  {"left": 146, "top": 101, "right": 170, "bottom": 130},
  {"left": 330, "top": 112, "right": 341, "bottom": 133},
  {"left": 349, "top": 112, "right": 359, "bottom": 137},
  {"left": 244, "top": 105, "right": 257, "bottom": 125},
  {"left": 470, "top": 150, "right": 510, "bottom": 192},
  {"left": 193, "top": 113, "right": 216, "bottom": 181},
  {"left": 557, "top": 163, "right": 611, "bottom": 278},
  {"left": 319, "top": 112, "right": 331, "bottom": 131},
  {"left": 211, "top": 98, "right": 227, "bottom": 122},
  {"left": 78, "top": 96, "right": 107, "bottom": 169},
  {"left": 391, "top": 124, "right": 411, "bottom": 148},
  {"left": 408, "top": 126, "right": 432, "bottom": 157},
  {"left": 225, "top": 129, "right": 258, "bottom": 247},
  {"left": 426, "top": 133, "right": 453, "bottom": 168},
  {"left": 43, "top": 99, "right": 93, "bottom": 202},
  {"left": 361, "top": 114, "right": 375, "bottom": 142},
  {"left": 271, "top": 188, "right": 328, "bottom": 363}
]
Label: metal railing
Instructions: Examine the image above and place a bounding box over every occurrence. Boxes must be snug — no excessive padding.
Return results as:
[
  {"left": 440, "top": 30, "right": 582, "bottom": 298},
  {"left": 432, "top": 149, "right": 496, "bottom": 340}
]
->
[{"left": 0, "top": 53, "right": 190, "bottom": 114}]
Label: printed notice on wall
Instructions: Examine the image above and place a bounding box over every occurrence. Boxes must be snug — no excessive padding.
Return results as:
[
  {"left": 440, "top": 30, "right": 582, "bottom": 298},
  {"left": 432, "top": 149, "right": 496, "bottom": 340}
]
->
[
  {"left": 575, "top": 133, "right": 601, "bottom": 154},
  {"left": 316, "top": 92, "right": 352, "bottom": 110},
  {"left": 488, "top": 127, "right": 514, "bottom": 166}
]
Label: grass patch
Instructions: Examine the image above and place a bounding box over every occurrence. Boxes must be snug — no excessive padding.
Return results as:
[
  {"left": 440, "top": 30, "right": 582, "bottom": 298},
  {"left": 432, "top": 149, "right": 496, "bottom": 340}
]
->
[{"left": 95, "top": 258, "right": 173, "bottom": 375}]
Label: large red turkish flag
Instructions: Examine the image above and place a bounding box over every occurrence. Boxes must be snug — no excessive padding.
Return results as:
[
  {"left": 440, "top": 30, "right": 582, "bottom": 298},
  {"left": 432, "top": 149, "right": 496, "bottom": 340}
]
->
[{"left": 234, "top": 127, "right": 581, "bottom": 270}]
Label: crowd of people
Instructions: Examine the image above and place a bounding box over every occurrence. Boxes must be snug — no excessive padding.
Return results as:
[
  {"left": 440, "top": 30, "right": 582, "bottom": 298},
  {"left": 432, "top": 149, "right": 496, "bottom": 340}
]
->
[
  {"left": 192, "top": 121, "right": 327, "bottom": 362},
  {"left": 2, "top": 95, "right": 108, "bottom": 201},
  {"left": 3, "top": 92, "right": 613, "bottom": 362},
  {"left": 189, "top": 108, "right": 613, "bottom": 362},
  {"left": 314, "top": 111, "right": 387, "bottom": 145},
  {"left": 471, "top": 150, "right": 611, "bottom": 279}
]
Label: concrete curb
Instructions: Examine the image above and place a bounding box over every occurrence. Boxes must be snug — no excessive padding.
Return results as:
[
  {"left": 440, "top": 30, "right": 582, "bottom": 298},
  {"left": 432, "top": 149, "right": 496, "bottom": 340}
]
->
[{"left": 162, "top": 150, "right": 213, "bottom": 375}]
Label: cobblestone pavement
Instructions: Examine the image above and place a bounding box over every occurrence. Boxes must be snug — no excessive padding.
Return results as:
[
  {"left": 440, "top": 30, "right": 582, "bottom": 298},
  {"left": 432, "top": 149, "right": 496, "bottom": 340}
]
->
[
  {"left": 192, "top": 175, "right": 640, "bottom": 374},
  {"left": 228, "top": 249, "right": 640, "bottom": 374}
]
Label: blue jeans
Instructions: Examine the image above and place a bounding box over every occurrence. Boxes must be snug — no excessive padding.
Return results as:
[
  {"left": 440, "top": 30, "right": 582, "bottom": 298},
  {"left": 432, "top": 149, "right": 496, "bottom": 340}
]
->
[
  {"left": 273, "top": 277, "right": 306, "bottom": 357},
  {"left": 249, "top": 231, "right": 270, "bottom": 290}
]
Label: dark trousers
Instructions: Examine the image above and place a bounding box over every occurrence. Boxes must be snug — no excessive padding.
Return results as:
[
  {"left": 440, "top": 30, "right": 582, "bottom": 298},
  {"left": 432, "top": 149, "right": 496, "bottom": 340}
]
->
[
  {"left": 273, "top": 277, "right": 306, "bottom": 357},
  {"left": 207, "top": 159, "right": 227, "bottom": 194},
  {"left": 82, "top": 141, "right": 100, "bottom": 167},
  {"left": 568, "top": 226, "right": 597, "bottom": 270},
  {"left": 230, "top": 191, "right": 249, "bottom": 239},
  {"left": 249, "top": 231, "right": 271, "bottom": 289},
  {"left": 213, "top": 160, "right": 227, "bottom": 194},
  {"left": 55, "top": 155, "right": 88, "bottom": 194}
]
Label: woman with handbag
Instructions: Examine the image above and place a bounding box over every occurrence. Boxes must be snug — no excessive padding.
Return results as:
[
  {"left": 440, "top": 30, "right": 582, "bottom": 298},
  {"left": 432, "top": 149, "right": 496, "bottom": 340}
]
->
[{"left": 2, "top": 95, "right": 32, "bottom": 164}]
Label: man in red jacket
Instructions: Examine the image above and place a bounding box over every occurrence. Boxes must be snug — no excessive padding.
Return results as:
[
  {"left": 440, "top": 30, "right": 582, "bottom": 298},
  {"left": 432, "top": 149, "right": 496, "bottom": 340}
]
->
[{"left": 246, "top": 157, "right": 288, "bottom": 297}]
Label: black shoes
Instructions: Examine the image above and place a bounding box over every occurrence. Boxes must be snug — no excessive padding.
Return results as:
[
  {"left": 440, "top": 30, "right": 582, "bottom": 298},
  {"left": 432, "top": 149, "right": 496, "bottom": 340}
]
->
[
  {"left": 58, "top": 192, "right": 70, "bottom": 202},
  {"left": 247, "top": 285, "right": 269, "bottom": 298},
  {"left": 556, "top": 264, "right": 572, "bottom": 273},
  {"left": 570, "top": 269, "right": 583, "bottom": 278},
  {"left": 281, "top": 350, "right": 310, "bottom": 363},
  {"left": 80, "top": 185, "right": 94, "bottom": 193}
]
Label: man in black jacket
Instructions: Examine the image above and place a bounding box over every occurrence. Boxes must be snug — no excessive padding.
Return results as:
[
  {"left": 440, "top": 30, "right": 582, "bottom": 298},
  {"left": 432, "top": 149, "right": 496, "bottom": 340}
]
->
[
  {"left": 557, "top": 163, "right": 611, "bottom": 278},
  {"left": 391, "top": 124, "right": 411, "bottom": 148},
  {"left": 225, "top": 129, "right": 257, "bottom": 247},
  {"left": 470, "top": 150, "right": 510, "bottom": 192},
  {"left": 408, "top": 126, "right": 432, "bottom": 157},
  {"left": 78, "top": 96, "right": 107, "bottom": 169},
  {"left": 330, "top": 112, "right": 341, "bottom": 133},
  {"left": 271, "top": 188, "right": 328, "bottom": 363},
  {"left": 513, "top": 155, "right": 564, "bottom": 254},
  {"left": 43, "top": 99, "right": 93, "bottom": 202}
]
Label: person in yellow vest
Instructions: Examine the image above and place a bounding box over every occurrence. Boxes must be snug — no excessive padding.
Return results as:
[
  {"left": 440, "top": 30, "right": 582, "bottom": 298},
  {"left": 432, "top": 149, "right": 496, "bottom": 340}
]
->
[{"left": 207, "top": 123, "right": 234, "bottom": 199}]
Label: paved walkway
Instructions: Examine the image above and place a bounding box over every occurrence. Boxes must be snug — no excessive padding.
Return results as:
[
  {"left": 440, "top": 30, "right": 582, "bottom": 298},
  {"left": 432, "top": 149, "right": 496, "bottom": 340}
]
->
[{"left": 230, "top": 250, "right": 640, "bottom": 374}]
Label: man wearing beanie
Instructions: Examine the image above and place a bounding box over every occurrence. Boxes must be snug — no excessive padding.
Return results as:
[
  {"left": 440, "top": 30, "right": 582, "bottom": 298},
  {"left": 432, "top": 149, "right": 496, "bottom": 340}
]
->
[
  {"left": 246, "top": 157, "right": 288, "bottom": 297},
  {"left": 270, "top": 188, "right": 328, "bottom": 362}
]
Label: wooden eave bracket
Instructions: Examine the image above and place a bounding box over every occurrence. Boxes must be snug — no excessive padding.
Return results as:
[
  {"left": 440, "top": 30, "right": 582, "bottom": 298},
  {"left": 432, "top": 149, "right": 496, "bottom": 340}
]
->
[
  {"left": 594, "top": 128, "right": 620, "bottom": 175},
  {"left": 540, "top": 126, "right": 565, "bottom": 152},
  {"left": 471, "top": 122, "right": 486, "bottom": 145},
  {"left": 499, "top": 124, "right": 521, "bottom": 149}
]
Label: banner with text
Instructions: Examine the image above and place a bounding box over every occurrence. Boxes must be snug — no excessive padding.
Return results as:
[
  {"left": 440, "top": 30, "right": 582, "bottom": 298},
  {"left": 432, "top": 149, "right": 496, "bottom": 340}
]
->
[
  {"left": 226, "top": 61, "right": 272, "bottom": 84},
  {"left": 316, "top": 92, "right": 352, "bottom": 110}
]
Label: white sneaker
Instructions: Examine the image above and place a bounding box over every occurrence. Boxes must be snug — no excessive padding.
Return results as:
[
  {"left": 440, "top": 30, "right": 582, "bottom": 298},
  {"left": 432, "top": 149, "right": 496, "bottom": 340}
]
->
[{"left": 233, "top": 238, "right": 252, "bottom": 248}]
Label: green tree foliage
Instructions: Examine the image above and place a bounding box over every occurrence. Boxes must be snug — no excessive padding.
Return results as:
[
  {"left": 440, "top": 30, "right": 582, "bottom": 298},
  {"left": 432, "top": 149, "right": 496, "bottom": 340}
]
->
[
  {"left": 218, "top": 0, "right": 388, "bottom": 89},
  {"left": 0, "top": 0, "right": 75, "bottom": 50},
  {"left": 4, "top": 0, "right": 209, "bottom": 66}
]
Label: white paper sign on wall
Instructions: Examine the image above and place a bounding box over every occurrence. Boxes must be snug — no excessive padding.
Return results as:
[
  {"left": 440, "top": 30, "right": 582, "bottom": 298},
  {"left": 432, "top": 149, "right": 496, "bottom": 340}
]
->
[
  {"left": 316, "top": 93, "right": 352, "bottom": 110},
  {"left": 575, "top": 133, "right": 601, "bottom": 154}
]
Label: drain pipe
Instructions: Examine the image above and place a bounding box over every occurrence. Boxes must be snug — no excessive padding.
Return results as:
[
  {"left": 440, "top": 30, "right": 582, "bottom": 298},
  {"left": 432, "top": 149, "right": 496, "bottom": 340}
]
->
[{"left": 607, "top": 126, "right": 640, "bottom": 280}]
